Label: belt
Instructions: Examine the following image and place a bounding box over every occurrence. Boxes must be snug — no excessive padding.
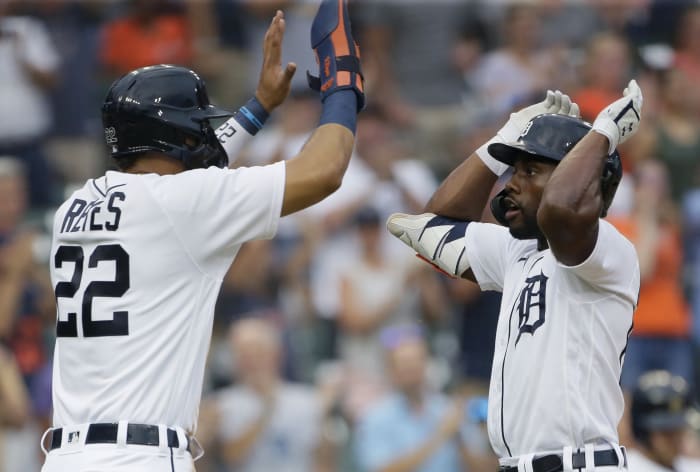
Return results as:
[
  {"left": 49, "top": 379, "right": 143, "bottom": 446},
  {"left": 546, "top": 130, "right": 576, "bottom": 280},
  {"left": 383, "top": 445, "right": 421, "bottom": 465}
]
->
[
  {"left": 499, "top": 448, "right": 626, "bottom": 472},
  {"left": 49, "top": 423, "right": 190, "bottom": 452}
]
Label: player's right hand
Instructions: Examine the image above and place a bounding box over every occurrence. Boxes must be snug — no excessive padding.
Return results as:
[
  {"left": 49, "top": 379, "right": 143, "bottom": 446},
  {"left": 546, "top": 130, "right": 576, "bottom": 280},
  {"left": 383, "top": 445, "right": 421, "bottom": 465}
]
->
[
  {"left": 592, "top": 79, "right": 643, "bottom": 155},
  {"left": 307, "top": 0, "right": 365, "bottom": 110},
  {"left": 500, "top": 90, "right": 581, "bottom": 143},
  {"left": 476, "top": 89, "right": 580, "bottom": 176},
  {"left": 255, "top": 10, "right": 297, "bottom": 112}
]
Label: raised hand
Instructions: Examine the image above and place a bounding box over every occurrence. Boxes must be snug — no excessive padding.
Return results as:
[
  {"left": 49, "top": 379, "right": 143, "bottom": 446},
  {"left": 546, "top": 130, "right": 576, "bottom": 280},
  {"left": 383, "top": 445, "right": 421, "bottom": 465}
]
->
[
  {"left": 592, "top": 79, "right": 643, "bottom": 154},
  {"left": 255, "top": 10, "right": 297, "bottom": 112},
  {"left": 307, "top": 0, "right": 365, "bottom": 110},
  {"left": 501, "top": 90, "right": 581, "bottom": 143},
  {"left": 477, "top": 89, "right": 581, "bottom": 176}
]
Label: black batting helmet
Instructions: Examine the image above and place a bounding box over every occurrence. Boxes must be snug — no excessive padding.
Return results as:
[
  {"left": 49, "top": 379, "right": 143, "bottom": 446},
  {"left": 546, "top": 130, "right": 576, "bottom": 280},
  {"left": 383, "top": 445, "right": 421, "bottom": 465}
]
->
[
  {"left": 631, "top": 370, "right": 692, "bottom": 444},
  {"left": 102, "top": 65, "right": 233, "bottom": 169},
  {"left": 488, "top": 114, "right": 622, "bottom": 225}
]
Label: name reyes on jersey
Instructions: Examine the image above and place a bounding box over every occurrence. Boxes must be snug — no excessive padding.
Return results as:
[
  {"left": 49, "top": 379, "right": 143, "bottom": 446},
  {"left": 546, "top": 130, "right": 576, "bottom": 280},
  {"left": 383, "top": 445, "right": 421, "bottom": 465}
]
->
[{"left": 60, "top": 192, "right": 125, "bottom": 233}]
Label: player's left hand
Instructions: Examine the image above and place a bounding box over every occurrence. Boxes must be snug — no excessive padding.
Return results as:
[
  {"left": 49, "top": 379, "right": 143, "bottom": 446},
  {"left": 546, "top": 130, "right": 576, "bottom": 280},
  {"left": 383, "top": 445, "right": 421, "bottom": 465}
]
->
[
  {"left": 255, "top": 10, "right": 297, "bottom": 112},
  {"left": 592, "top": 79, "right": 643, "bottom": 155}
]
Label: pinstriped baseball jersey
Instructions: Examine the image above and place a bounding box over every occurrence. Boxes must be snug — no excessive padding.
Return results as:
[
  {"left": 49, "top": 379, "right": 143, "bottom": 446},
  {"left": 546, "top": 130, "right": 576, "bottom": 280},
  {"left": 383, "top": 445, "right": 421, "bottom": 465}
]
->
[
  {"left": 49, "top": 163, "right": 285, "bottom": 432},
  {"left": 463, "top": 219, "right": 639, "bottom": 458}
]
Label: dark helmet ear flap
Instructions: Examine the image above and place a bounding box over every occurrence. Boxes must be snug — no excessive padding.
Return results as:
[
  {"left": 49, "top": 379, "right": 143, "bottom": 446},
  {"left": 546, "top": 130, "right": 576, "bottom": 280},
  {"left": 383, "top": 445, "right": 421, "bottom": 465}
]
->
[
  {"left": 600, "top": 151, "right": 622, "bottom": 217},
  {"left": 490, "top": 189, "right": 509, "bottom": 226}
]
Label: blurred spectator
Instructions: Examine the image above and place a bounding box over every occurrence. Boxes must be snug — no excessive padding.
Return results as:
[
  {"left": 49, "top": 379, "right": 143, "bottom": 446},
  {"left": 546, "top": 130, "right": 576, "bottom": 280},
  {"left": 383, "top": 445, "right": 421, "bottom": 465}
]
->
[
  {"left": 354, "top": 326, "right": 476, "bottom": 472},
  {"left": 611, "top": 160, "right": 693, "bottom": 390},
  {"left": 337, "top": 207, "right": 445, "bottom": 380},
  {"left": 199, "top": 318, "right": 327, "bottom": 472},
  {"left": 352, "top": 107, "right": 439, "bottom": 221},
  {"left": 573, "top": 32, "right": 633, "bottom": 122},
  {"left": 184, "top": 0, "right": 249, "bottom": 108},
  {"left": 451, "top": 17, "right": 492, "bottom": 129},
  {"left": 355, "top": 0, "right": 476, "bottom": 172},
  {"left": 627, "top": 370, "right": 700, "bottom": 471},
  {"left": 0, "top": 156, "right": 52, "bottom": 472},
  {"left": 451, "top": 280, "right": 500, "bottom": 395},
  {"left": 653, "top": 68, "right": 700, "bottom": 203},
  {"left": 0, "top": 0, "right": 60, "bottom": 208},
  {"left": 305, "top": 109, "right": 439, "bottom": 363},
  {"left": 470, "top": 4, "right": 556, "bottom": 118},
  {"left": 673, "top": 4, "right": 700, "bottom": 103},
  {"left": 0, "top": 345, "right": 31, "bottom": 472},
  {"left": 242, "top": 1, "right": 317, "bottom": 98},
  {"left": 683, "top": 185, "right": 700, "bottom": 354},
  {"left": 43, "top": 1, "right": 108, "bottom": 186},
  {"left": 357, "top": 0, "right": 473, "bottom": 116},
  {"left": 215, "top": 240, "right": 278, "bottom": 327},
  {"left": 100, "top": 0, "right": 193, "bottom": 77},
  {"left": 536, "top": 0, "right": 605, "bottom": 50}
]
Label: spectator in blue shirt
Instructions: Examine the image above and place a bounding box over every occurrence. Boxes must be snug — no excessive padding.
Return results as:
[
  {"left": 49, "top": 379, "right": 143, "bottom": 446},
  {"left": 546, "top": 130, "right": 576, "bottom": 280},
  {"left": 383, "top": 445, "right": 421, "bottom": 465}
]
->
[{"left": 354, "top": 325, "right": 468, "bottom": 472}]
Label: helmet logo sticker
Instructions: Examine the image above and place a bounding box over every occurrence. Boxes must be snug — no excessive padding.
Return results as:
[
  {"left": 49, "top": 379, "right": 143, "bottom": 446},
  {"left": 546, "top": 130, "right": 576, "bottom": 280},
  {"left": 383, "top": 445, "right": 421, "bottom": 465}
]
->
[
  {"left": 104, "top": 127, "right": 118, "bottom": 144},
  {"left": 519, "top": 120, "right": 533, "bottom": 140}
]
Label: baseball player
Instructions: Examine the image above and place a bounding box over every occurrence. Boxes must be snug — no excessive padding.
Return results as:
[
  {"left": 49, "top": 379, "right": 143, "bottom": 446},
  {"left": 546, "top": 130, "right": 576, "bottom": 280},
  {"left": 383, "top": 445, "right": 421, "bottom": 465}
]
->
[
  {"left": 626, "top": 370, "right": 699, "bottom": 472},
  {"left": 387, "top": 81, "right": 643, "bottom": 472},
  {"left": 41, "top": 1, "right": 363, "bottom": 471}
]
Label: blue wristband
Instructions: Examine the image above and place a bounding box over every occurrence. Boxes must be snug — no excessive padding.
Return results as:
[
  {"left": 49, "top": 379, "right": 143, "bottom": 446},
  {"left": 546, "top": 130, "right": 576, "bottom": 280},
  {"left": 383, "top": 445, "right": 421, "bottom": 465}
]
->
[
  {"left": 234, "top": 97, "right": 270, "bottom": 135},
  {"left": 319, "top": 90, "right": 358, "bottom": 134}
]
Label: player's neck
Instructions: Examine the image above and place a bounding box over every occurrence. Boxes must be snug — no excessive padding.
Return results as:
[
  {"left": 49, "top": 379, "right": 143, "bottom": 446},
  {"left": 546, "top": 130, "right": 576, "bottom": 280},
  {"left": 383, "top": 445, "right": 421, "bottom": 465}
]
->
[
  {"left": 537, "top": 237, "right": 549, "bottom": 251},
  {"left": 126, "top": 153, "right": 186, "bottom": 175}
]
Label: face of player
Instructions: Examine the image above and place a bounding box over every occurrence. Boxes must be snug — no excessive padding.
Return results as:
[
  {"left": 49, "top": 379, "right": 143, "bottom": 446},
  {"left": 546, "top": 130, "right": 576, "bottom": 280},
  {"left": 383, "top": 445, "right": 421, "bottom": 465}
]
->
[{"left": 502, "top": 157, "right": 557, "bottom": 240}]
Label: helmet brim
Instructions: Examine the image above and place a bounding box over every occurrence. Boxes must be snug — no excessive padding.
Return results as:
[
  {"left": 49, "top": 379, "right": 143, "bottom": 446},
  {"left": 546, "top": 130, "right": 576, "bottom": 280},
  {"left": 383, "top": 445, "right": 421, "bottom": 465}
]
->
[
  {"left": 488, "top": 141, "right": 558, "bottom": 166},
  {"left": 191, "top": 104, "right": 235, "bottom": 122}
]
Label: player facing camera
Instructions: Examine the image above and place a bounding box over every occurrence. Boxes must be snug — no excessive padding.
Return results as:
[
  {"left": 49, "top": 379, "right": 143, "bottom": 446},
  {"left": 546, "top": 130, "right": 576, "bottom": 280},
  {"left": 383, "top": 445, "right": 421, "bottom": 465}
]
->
[
  {"left": 488, "top": 113, "right": 622, "bottom": 241},
  {"left": 387, "top": 82, "right": 643, "bottom": 471}
]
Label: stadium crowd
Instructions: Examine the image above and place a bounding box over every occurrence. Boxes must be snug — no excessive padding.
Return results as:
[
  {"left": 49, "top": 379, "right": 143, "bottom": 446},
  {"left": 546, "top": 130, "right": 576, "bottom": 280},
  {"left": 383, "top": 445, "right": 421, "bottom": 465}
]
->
[{"left": 1, "top": 0, "right": 700, "bottom": 470}]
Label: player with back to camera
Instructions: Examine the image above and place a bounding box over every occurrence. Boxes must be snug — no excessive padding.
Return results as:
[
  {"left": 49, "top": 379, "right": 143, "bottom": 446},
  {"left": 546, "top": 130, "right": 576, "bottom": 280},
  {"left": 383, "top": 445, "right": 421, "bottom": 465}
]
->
[
  {"left": 40, "top": 0, "right": 364, "bottom": 471},
  {"left": 387, "top": 81, "right": 643, "bottom": 471}
]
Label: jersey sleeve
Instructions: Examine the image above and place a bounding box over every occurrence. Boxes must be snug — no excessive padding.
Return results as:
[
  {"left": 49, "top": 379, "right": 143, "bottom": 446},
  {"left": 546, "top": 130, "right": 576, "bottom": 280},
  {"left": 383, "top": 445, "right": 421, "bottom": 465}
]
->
[
  {"left": 463, "top": 222, "right": 513, "bottom": 292},
  {"left": 148, "top": 162, "right": 285, "bottom": 267},
  {"left": 555, "top": 219, "right": 640, "bottom": 303}
]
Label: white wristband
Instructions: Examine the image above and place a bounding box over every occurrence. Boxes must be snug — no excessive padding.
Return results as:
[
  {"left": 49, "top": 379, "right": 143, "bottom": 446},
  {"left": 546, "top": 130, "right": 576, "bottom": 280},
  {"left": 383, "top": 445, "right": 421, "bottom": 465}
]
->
[
  {"left": 591, "top": 116, "right": 619, "bottom": 156},
  {"left": 215, "top": 118, "right": 255, "bottom": 167},
  {"left": 475, "top": 135, "right": 510, "bottom": 176}
]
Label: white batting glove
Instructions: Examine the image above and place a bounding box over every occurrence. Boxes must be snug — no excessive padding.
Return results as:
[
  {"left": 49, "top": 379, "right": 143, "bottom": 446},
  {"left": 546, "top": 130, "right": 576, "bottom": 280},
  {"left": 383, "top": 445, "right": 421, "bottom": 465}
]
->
[
  {"left": 476, "top": 90, "right": 581, "bottom": 176},
  {"left": 592, "top": 79, "right": 643, "bottom": 155},
  {"left": 386, "top": 212, "right": 470, "bottom": 278}
]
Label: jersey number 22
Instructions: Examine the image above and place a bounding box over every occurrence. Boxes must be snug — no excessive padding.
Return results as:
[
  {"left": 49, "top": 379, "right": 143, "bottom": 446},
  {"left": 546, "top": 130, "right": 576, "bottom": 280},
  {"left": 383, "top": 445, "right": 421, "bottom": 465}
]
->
[{"left": 54, "top": 244, "right": 130, "bottom": 337}]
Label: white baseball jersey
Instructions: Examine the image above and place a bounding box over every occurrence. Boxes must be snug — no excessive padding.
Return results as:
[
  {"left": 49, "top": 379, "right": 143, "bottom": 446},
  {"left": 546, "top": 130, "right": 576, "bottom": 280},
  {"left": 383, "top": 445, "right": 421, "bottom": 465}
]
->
[
  {"left": 463, "top": 219, "right": 639, "bottom": 458},
  {"left": 49, "top": 163, "right": 285, "bottom": 432}
]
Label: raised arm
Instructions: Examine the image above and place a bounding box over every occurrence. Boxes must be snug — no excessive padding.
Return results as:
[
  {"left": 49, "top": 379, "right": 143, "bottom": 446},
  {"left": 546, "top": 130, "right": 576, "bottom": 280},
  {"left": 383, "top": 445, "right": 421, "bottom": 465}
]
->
[
  {"left": 425, "top": 90, "right": 578, "bottom": 220},
  {"left": 215, "top": 10, "right": 297, "bottom": 166},
  {"left": 538, "top": 80, "right": 643, "bottom": 265},
  {"left": 269, "top": 0, "right": 364, "bottom": 216},
  {"left": 387, "top": 91, "right": 580, "bottom": 280}
]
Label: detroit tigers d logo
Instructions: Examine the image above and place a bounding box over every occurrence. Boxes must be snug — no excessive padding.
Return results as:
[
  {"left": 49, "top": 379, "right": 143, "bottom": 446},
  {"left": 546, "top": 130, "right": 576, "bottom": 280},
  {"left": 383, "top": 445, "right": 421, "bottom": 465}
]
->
[{"left": 515, "top": 272, "right": 548, "bottom": 345}]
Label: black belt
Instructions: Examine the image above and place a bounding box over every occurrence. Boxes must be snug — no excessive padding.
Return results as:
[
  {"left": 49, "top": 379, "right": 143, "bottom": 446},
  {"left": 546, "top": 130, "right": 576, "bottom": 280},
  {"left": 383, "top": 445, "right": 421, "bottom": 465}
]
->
[
  {"left": 499, "top": 448, "right": 626, "bottom": 472},
  {"left": 49, "top": 423, "right": 190, "bottom": 452}
]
